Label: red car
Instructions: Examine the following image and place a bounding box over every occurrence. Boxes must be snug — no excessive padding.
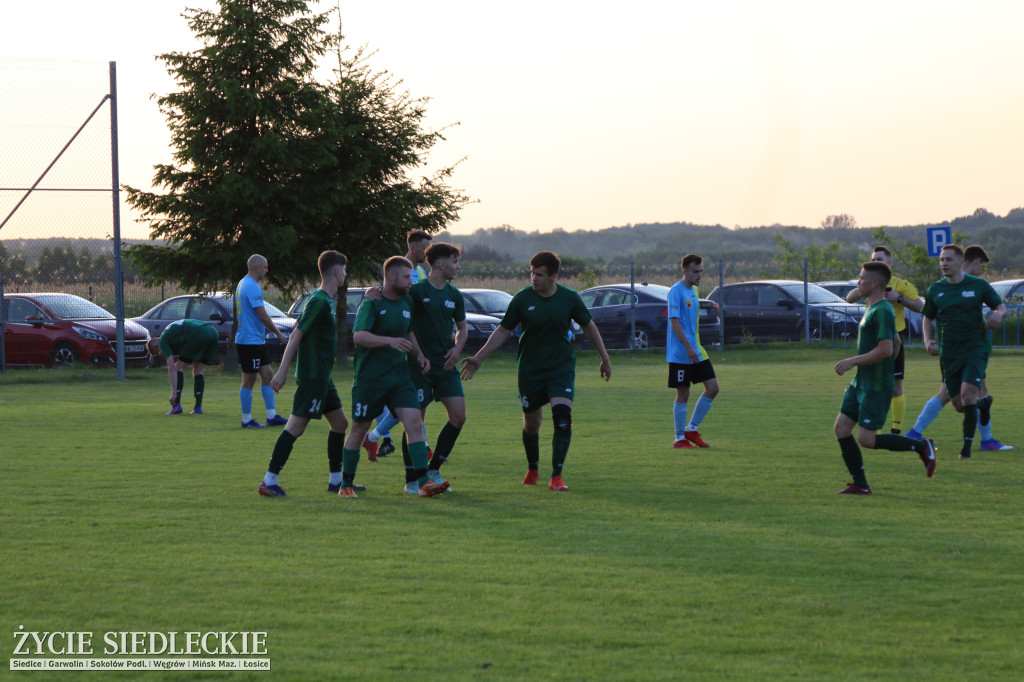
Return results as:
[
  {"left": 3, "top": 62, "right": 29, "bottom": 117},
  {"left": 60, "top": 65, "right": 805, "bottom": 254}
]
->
[{"left": 1, "top": 293, "right": 151, "bottom": 368}]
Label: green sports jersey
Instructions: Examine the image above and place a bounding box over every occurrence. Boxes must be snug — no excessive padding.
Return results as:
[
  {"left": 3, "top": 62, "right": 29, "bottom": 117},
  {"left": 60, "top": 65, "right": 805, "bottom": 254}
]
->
[
  {"left": 922, "top": 275, "right": 1002, "bottom": 358},
  {"left": 852, "top": 300, "right": 896, "bottom": 393},
  {"left": 294, "top": 289, "right": 338, "bottom": 382},
  {"left": 159, "top": 318, "right": 214, "bottom": 357},
  {"left": 500, "top": 284, "right": 593, "bottom": 378},
  {"left": 353, "top": 293, "right": 414, "bottom": 388},
  {"left": 408, "top": 279, "right": 466, "bottom": 367}
]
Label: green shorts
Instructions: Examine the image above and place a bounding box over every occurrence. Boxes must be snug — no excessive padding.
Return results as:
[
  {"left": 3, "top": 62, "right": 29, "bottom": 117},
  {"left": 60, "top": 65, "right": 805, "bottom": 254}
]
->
[
  {"left": 840, "top": 385, "right": 891, "bottom": 431},
  {"left": 351, "top": 379, "right": 420, "bottom": 422},
  {"left": 178, "top": 325, "right": 220, "bottom": 365},
  {"left": 411, "top": 366, "right": 464, "bottom": 409},
  {"left": 518, "top": 372, "right": 575, "bottom": 413},
  {"left": 291, "top": 378, "right": 342, "bottom": 420},
  {"left": 940, "top": 354, "right": 988, "bottom": 399}
]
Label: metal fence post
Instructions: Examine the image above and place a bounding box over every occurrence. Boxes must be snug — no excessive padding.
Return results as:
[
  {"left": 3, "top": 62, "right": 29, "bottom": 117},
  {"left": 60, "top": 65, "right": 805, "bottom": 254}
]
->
[
  {"left": 629, "top": 261, "right": 636, "bottom": 348},
  {"left": 110, "top": 61, "right": 126, "bottom": 379}
]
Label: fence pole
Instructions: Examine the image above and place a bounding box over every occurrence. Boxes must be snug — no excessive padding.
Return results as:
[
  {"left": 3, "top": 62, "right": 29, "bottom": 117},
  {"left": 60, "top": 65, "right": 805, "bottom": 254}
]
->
[
  {"left": 804, "top": 259, "right": 810, "bottom": 344},
  {"left": 110, "top": 61, "right": 126, "bottom": 379},
  {"left": 629, "top": 262, "right": 636, "bottom": 348}
]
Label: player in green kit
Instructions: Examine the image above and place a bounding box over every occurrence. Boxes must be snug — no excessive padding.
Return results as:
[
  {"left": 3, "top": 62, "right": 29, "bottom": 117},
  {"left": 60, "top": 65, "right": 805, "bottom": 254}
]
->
[
  {"left": 146, "top": 318, "right": 219, "bottom": 415},
  {"left": 461, "top": 250, "right": 612, "bottom": 491},
  {"left": 258, "top": 251, "right": 354, "bottom": 498},
  {"left": 405, "top": 242, "right": 469, "bottom": 492},
  {"left": 832, "top": 262, "right": 937, "bottom": 495},
  {"left": 922, "top": 244, "right": 1007, "bottom": 460},
  {"left": 339, "top": 256, "right": 450, "bottom": 498}
]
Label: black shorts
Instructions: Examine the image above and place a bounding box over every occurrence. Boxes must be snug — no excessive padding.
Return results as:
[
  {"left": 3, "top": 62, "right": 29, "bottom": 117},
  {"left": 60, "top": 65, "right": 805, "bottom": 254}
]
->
[
  {"left": 893, "top": 329, "right": 907, "bottom": 379},
  {"left": 237, "top": 344, "right": 270, "bottom": 374},
  {"left": 668, "top": 360, "right": 716, "bottom": 388}
]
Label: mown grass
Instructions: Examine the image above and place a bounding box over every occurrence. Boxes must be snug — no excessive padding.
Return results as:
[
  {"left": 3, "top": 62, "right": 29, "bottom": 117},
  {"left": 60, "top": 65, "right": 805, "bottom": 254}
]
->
[{"left": 2, "top": 347, "right": 1023, "bottom": 680}]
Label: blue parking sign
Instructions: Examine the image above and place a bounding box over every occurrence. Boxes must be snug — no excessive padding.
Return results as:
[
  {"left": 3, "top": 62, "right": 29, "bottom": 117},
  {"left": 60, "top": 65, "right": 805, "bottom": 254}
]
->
[{"left": 926, "top": 225, "right": 952, "bottom": 257}]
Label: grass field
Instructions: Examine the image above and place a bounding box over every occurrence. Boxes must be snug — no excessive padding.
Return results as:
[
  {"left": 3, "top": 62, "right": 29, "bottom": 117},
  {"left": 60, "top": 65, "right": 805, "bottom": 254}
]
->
[{"left": 3, "top": 347, "right": 1024, "bottom": 680}]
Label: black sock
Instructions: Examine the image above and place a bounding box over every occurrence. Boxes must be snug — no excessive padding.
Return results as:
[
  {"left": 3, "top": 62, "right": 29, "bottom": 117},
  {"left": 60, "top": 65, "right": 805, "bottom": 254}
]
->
[
  {"left": 328, "top": 430, "right": 346, "bottom": 474},
  {"left": 873, "top": 434, "right": 918, "bottom": 452},
  {"left": 838, "top": 436, "right": 868, "bottom": 488},
  {"left": 268, "top": 430, "right": 297, "bottom": 475},
  {"left": 979, "top": 395, "right": 993, "bottom": 427},
  {"left": 428, "top": 422, "right": 462, "bottom": 471},
  {"left": 962, "top": 405, "right": 978, "bottom": 457},
  {"left": 175, "top": 371, "right": 184, "bottom": 404},
  {"left": 522, "top": 430, "right": 540, "bottom": 470},
  {"left": 193, "top": 375, "right": 205, "bottom": 408}
]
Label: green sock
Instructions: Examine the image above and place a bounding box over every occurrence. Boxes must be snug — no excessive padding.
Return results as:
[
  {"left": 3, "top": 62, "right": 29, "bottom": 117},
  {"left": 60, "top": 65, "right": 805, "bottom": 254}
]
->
[
  {"left": 873, "top": 434, "right": 918, "bottom": 452},
  {"left": 327, "top": 430, "right": 345, "bottom": 474},
  {"left": 341, "top": 447, "right": 360, "bottom": 482},
  {"left": 552, "top": 429, "right": 571, "bottom": 478},
  {"left": 401, "top": 433, "right": 415, "bottom": 483},
  {"left": 428, "top": 423, "right": 461, "bottom": 470},
  {"left": 522, "top": 430, "right": 540, "bottom": 470},
  {"left": 268, "top": 429, "right": 297, "bottom": 475},
  {"left": 838, "top": 436, "right": 868, "bottom": 488},
  {"left": 409, "top": 441, "right": 429, "bottom": 485}
]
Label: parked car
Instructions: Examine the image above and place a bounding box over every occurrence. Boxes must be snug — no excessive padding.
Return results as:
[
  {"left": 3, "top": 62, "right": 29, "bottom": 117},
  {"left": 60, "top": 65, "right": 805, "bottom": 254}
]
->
[
  {"left": 132, "top": 292, "right": 295, "bottom": 363},
  {"left": 991, "top": 279, "right": 1024, "bottom": 304},
  {"left": 577, "top": 283, "right": 722, "bottom": 350},
  {"left": 461, "top": 288, "right": 514, "bottom": 317},
  {"left": 815, "top": 279, "right": 924, "bottom": 336},
  {"left": 2, "top": 293, "right": 150, "bottom": 368},
  {"left": 289, "top": 287, "right": 511, "bottom": 354},
  {"left": 706, "top": 280, "right": 863, "bottom": 344},
  {"left": 815, "top": 280, "right": 859, "bottom": 299}
]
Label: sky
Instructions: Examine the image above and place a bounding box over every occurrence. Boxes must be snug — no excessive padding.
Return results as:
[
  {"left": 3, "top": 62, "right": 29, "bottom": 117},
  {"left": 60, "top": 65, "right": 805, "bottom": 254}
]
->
[{"left": 2, "top": 0, "right": 1023, "bottom": 241}]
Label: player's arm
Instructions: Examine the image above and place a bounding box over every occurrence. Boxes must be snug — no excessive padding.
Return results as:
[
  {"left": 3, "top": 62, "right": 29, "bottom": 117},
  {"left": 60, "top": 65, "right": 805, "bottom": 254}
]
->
[
  {"left": 165, "top": 354, "right": 179, "bottom": 403},
  {"left": 271, "top": 327, "right": 304, "bottom": 391},
  {"left": 406, "top": 330, "right": 430, "bottom": 374},
  {"left": 670, "top": 317, "right": 699, "bottom": 363},
  {"left": 580, "top": 320, "right": 612, "bottom": 381},
  {"left": 985, "top": 303, "right": 1007, "bottom": 329},
  {"left": 444, "top": 319, "right": 469, "bottom": 371},
  {"left": 834, "top": 338, "right": 893, "bottom": 376},
  {"left": 460, "top": 325, "right": 513, "bottom": 380},
  {"left": 353, "top": 330, "right": 413, "bottom": 352},
  {"left": 922, "top": 316, "right": 938, "bottom": 356},
  {"left": 254, "top": 305, "right": 287, "bottom": 344}
]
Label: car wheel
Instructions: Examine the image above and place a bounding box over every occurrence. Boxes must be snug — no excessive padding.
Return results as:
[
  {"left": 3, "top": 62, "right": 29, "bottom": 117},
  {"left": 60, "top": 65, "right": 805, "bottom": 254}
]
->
[
  {"left": 51, "top": 342, "right": 77, "bottom": 368},
  {"left": 628, "top": 326, "right": 651, "bottom": 350}
]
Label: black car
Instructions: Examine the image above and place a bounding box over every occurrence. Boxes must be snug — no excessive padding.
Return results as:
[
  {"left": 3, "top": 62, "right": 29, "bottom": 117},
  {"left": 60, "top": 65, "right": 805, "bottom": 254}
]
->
[
  {"left": 132, "top": 292, "right": 295, "bottom": 363},
  {"left": 578, "top": 283, "right": 722, "bottom": 350},
  {"left": 706, "top": 280, "right": 863, "bottom": 344},
  {"left": 289, "top": 287, "right": 510, "bottom": 354},
  {"left": 461, "top": 288, "right": 513, "bottom": 317}
]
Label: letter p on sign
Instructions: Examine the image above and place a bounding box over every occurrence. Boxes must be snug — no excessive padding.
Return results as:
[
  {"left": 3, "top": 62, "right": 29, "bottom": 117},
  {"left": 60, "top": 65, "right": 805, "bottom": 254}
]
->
[{"left": 926, "top": 225, "right": 952, "bottom": 257}]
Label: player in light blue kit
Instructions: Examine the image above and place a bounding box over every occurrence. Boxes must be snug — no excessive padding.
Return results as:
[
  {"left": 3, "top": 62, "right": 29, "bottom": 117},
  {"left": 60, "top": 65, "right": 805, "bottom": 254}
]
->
[
  {"left": 666, "top": 254, "right": 720, "bottom": 449},
  {"left": 236, "top": 254, "right": 288, "bottom": 428}
]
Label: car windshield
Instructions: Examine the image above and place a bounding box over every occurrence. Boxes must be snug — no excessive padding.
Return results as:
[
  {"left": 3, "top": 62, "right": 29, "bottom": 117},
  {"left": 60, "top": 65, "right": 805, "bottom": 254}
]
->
[
  {"left": 32, "top": 294, "right": 114, "bottom": 320},
  {"left": 991, "top": 281, "right": 1021, "bottom": 300},
  {"left": 467, "top": 290, "right": 513, "bottom": 314},
  {"left": 777, "top": 282, "right": 848, "bottom": 304}
]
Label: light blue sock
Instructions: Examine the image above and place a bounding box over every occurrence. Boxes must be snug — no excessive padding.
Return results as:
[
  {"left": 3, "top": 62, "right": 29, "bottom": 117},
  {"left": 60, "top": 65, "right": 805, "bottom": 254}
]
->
[
  {"left": 240, "top": 388, "right": 253, "bottom": 417},
  {"left": 262, "top": 472, "right": 278, "bottom": 486},
  {"left": 372, "top": 408, "right": 400, "bottom": 441},
  {"left": 261, "top": 385, "right": 277, "bottom": 418},
  {"left": 329, "top": 472, "right": 344, "bottom": 486},
  {"left": 686, "top": 395, "right": 715, "bottom": 431},
  {"left": 911, "top": 397, "right": 945, "bottom": 435},
  {"left": 977, "top": 409, "right": 993, "bottom": 441},
  {"left": 673, "top": 402, "right": 688, "bottom": 439}
]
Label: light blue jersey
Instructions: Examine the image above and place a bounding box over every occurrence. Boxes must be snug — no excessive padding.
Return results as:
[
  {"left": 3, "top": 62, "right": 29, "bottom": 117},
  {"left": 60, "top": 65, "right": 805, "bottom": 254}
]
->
[
  {"left": 666, "top": 280, "right": 708, "bottom": 364},
  {"left": 235, "top": 275, "right": 267, "bottom": 345},
  {"left": 412, "top": 264, "right": 427, "bottom": 284}
]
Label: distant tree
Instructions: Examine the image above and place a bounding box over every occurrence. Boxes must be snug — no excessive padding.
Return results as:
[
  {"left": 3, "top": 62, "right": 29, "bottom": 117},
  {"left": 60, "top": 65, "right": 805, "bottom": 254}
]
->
[
  {"left": 951, "top": 207, "right": 998, "bottom": 231},
  {"left": 0, "top": 241, "right": 31, "bottom": 286},
  {"left": 772, "top": 232, "right": 856, "bottom": 281},
  {"left": 820, "top": 213, "right": 858, "bottom": 230}
]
